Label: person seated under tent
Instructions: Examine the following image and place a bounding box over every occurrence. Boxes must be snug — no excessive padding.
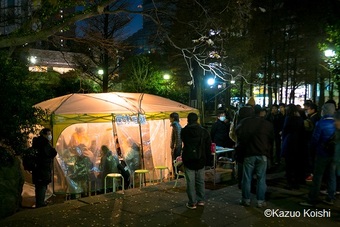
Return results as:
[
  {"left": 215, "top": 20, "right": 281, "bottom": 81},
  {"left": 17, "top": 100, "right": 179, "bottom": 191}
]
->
[
  {"left": 98, "top": 145, "right": 119, "bottom": 192},
  {"left": 69, "top": 145, "right": 94, "bottom": 196}
]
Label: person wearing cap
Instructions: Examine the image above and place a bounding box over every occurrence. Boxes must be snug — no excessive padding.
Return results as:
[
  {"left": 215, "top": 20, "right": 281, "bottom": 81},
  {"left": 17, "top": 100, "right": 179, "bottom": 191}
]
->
[{"left": 300, "top": 103, "right": 336, "bottom": 206}]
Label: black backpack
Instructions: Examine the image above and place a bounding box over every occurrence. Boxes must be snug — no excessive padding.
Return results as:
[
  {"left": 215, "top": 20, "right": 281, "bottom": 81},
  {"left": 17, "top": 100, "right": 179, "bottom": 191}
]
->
[
  {"left": 182, "top": 128, "right": 205, "bottom": 161},
  {"left": 324, "top": 133, "right": 336, "bottom": 155},
  {"left": 22, "top": 147, "right": 39, "bottom": 171}
]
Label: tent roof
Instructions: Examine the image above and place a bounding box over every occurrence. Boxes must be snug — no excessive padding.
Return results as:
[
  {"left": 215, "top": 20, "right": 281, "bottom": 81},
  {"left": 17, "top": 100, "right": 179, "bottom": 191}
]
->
[{"left": 35, "top": 93, "right": 196, "bottom": 115}]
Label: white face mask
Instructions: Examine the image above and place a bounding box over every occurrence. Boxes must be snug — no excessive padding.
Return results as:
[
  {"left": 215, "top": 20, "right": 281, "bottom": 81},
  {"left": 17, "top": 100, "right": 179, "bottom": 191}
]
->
[
  {"left": 219, "top": 116, "right": 226, "bottom": 122},
  {"left": 47, "top": 135, "right": 52, "bottom": 141}
]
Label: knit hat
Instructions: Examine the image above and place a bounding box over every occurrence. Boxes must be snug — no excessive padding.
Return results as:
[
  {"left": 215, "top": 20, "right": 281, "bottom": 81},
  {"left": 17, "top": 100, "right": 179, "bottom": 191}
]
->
[
  {"left": 322, "top": 103, "right": 336, "bottom": 116},
  {"left": 247, "top": 97, "right": 256, "bottom": 107}
]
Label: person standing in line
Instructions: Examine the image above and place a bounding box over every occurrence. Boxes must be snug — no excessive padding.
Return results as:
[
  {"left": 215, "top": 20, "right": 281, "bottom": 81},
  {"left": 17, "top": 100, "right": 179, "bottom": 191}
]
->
[
  {"left": 236, "top": 111, "right": 274, "bottom": 208},
  {"left": 170, "top": 112, "right": 182, "bottom": 160},
  {"left": 266, "top": 104, "right": 285, "bottom": 165},
  {"left": 304, "top": 102, "right": 320, "bottom": 181},
  {"left": 281, "top": 104, "right": 305, "bottom": 190},
  {"left": 300, "top": 103, "right": 336, "bottom": 206},
  {"left": 32, "top": 128, "right": 57, "bottom": 208},
  {"left": 181, "top": 113, "right": 211, "bottom": 209}
]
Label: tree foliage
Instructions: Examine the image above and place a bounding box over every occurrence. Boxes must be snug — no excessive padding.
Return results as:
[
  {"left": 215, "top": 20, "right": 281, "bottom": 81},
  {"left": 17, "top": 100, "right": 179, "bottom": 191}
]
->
[{"left": 0, "top": 52, "right": 44, "bottom": 152}]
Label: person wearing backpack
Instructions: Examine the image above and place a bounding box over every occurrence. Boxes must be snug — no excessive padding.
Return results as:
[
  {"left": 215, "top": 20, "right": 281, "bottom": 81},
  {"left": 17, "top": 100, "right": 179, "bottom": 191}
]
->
[
  {"left": 32, "top": 128, "right": 57, "bottom": 208},
  {"left": 300, "top": 103, "right": 336, "bottom": 206},
  {"left": 181, "top": 113, "right": 211, "bottom": 209}
]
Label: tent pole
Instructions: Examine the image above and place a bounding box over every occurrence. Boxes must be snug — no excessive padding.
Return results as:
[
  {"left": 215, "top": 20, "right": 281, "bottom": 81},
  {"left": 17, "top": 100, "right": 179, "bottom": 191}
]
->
[{"left": 138, "top": 93, "right": 146, "bottom": 186}]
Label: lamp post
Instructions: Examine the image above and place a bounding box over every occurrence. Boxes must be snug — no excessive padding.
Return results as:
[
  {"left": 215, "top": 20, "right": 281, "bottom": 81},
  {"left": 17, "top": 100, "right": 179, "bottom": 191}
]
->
[
  {"left": 98, "top": 69, "right": 104, "bottom": 75},
  {"left": 163, "top": 74, "right": 170, "bottom": 80},
  {"left": 324, "top": 49, "right": 335, "bottom": 100}
]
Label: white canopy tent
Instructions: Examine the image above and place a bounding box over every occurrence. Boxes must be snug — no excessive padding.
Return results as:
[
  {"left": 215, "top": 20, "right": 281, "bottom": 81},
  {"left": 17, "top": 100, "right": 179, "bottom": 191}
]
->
[{"left": 35, "top": 93, "right": 198, "bottom": 194}]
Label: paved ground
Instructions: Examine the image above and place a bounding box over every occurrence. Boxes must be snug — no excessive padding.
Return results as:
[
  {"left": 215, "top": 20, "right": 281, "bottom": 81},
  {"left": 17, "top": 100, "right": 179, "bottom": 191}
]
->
[{"left": 1, "top": 174, "right": 340, "bottom": 227}]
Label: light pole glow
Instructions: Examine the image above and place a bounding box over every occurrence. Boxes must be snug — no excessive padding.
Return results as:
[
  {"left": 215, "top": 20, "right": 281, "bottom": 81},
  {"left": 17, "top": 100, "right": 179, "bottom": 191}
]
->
[
  {"left": 207, "top": 78, "right": 215, "bottom": 86},
  {"left": 163, "top": 74, "right": 171, "bottom": 80},
  {"left": 98, "top": 69, "right": 104, "bottom": 75},
  {"left": 324, "top": 49, "right": 336, "bottom": 57}
]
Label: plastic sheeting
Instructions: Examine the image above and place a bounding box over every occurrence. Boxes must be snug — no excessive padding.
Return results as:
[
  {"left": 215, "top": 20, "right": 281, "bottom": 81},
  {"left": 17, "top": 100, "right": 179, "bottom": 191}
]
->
[{"left": 53, "top": 117, "right": 188, "bottom": 193}]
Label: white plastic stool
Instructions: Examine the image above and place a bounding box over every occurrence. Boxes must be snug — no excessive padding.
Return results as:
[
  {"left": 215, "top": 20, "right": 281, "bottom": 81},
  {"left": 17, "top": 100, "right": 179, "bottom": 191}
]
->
[
  {"left": 133, "top": 169, "right": 152, "bottom": 188},
  {"left": 104, "top": 173, "right": 124, "bottom": 193}
]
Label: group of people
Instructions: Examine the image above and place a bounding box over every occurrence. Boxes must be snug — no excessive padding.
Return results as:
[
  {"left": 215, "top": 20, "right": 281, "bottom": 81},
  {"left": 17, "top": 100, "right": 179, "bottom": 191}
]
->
[{"left": 171, "top": 98, "right": 340, "bottom": 209}]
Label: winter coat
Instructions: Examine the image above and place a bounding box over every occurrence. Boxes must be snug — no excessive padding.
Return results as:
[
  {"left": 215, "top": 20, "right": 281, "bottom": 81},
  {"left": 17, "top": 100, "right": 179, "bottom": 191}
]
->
[
  {"left": 235, "top": 116, "right": 274, "bottom": 159},
  {"left": 311, "top": 115, "right": 336, "bottom": 158},
  {"left": 281, "top": 116, "right": 304, "bottom": 158},
  {"left": 32, "top": 136, "right": 57, "bottom": 185},
  {"left": 171, "top": 121, "right": 182, "bottom": 149},
  {"left": 181, "top": 123, "right": 212, "bottom": 170},
  {"left": 266, "top": 112, "right": 285, "bottom": 135},
  {"left": 211, "top": 120, "right": 234, "bottom": 148}
]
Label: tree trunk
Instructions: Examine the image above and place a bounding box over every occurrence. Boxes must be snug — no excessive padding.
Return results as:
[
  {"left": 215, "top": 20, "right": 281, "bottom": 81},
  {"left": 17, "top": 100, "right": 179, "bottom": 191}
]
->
[{"left": 319, "top": 77, "right": 325, "bottom": 106}]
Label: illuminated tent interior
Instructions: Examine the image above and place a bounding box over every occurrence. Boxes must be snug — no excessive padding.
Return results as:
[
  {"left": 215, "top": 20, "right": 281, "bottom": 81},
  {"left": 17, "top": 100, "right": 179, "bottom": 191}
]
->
[{"left": 34, "top": 92, "right": 198, "bottom": 194}]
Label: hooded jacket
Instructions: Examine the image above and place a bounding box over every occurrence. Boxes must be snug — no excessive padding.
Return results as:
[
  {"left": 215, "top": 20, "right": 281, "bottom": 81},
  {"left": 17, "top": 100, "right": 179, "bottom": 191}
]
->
[{"left": 312, "top": 115, "right": 336, "bottom": 157}]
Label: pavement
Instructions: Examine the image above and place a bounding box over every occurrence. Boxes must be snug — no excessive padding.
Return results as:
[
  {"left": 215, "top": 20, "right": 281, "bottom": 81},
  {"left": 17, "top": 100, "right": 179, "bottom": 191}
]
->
[{"left": 1, "top": 173, "right": 340, "bottom": 227}]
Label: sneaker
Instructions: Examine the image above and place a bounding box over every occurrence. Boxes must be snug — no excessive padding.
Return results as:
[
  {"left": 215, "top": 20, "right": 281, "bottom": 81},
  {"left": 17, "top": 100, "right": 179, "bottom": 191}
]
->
[
  {"left": 320, "top": 190, "right": 337, "bottom": 196},
  {"left": 257, "top": 202, "right": 267, "bottom": 208},
  {"left": 239, "top": 200, "right": 250, "bottom": 207},
  {"left": 186, "top": 203, "right": 197, "bottom": 209},
  {"left": 197, "top": 201, "right": 205, "bottom": 206},
  {"left": 323, "top": 198, "right": 334, "bottom": 206},
  {"left": 305, "top": 175, "right": 313, "bottom": 182},
  {"left": 299, "top": 201, "right": 315, "bottom": 207},
  {"left": 320, "top": 190, "right": 327, "bottom": 195}
]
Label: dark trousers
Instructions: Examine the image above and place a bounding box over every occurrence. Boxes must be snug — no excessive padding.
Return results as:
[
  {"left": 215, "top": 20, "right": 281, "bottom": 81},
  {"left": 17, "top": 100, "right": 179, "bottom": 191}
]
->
[
  {"left": 285, "top": 152, "right": 305, "bottom": 187},
  {"left": 35, "top": 182, "right": 47, "bottom": 207},
  {"left": 274, "top": 134, "right": 281, "bottom": 164},
  {"left": 309, "top": 156, "right": 336, "bottom": 204}
]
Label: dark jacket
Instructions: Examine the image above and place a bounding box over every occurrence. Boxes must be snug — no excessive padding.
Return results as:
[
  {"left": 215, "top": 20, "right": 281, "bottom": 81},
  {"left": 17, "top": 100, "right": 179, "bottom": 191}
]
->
[
  {"left": 235, "top": 117, "right": 274, "bottom": 158},
  {"left": 266, "top": 112, "right": 284, "bottom": 135},
  {"left": 311, "top": 116, "right": 335, "bottom": 157},
  {"left": 281, "top": 116, "right": 304, "bottom": 157},
  {"left": 32, "top": 136, "right": 57, "bottom": 185},
  {"left": 211, "top": 120, "right": 234, "bottom": 148},
  {"left": 181, "top": 123, "right": 211, "bottom": 170},
  {"left": 171, "top": 121, "right": 182, "bottom": 149}
]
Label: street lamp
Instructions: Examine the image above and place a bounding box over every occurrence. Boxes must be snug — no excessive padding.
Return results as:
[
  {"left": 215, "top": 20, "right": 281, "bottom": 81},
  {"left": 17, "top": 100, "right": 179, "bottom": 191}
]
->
[
  {"left": 163, "top": 74, "right": 170, "bottom": 80},
  {"left": 230, "top": 80, "right": 236, "bottom": 84},
  {"left": 30, "top": 56, "right": 37, "bottom": 64},
  {"left": 98, "top": 69, "right": 104, "bottom": 75},
  {"left": 324, "top": 49, "right": 336, "bottom": 58},
  {"left": 324, "top": 49, "right": 336, "bottom": 100},
  {"left": 207, "top": 78, "right": 215, "bottom": 86}
]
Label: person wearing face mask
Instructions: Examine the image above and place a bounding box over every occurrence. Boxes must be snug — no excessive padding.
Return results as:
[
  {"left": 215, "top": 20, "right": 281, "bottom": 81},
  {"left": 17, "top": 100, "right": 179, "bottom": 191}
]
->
[
  {"left": 211, "top": 110, "right": 234, "bottom": 149},
  {"left": 32, "top": 128, "right": 57, "bottom": 208}
]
